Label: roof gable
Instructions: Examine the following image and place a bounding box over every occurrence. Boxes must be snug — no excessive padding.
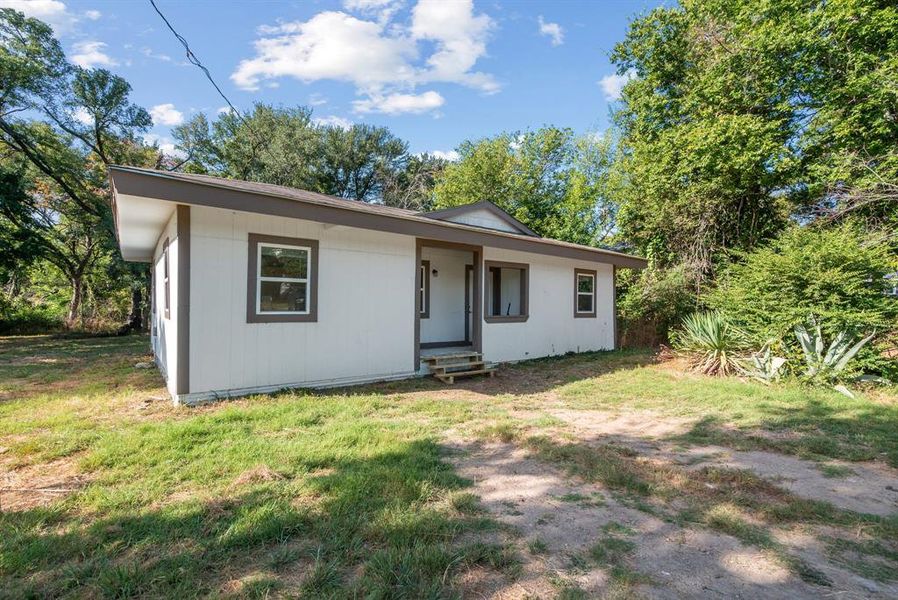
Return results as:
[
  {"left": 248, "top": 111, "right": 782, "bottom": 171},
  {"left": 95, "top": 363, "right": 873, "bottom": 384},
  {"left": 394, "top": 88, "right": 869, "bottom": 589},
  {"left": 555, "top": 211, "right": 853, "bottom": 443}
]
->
[{"left": 422, "top": 201, "right": 538, "bottom": 237}]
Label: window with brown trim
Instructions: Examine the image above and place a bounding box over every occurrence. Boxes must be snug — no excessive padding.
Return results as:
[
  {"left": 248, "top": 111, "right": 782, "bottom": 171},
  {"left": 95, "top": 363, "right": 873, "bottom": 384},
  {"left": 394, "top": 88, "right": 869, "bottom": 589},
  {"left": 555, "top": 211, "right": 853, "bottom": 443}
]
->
[
  {"left": 162, "top": 238, "right": 171, "bottom": 319},
  {"left": 484, "top": 260, "right": 529, "bottom": 323},
  {"left": 247, "top": 233, "right": 319, "bottom": 323},
  {"left": 574, "top": 268, "right": 597, "bottom": 318},
  {"left": 420, "top": 260, "right": 430, "bottom": 318}
]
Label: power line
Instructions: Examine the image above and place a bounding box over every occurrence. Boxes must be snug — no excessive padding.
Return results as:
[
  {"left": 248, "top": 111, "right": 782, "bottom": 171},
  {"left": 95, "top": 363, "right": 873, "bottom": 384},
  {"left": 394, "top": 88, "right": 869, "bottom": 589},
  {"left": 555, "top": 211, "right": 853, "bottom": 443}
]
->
[{"left": 148, "top": 0, "right": 243, "bottom": 122}]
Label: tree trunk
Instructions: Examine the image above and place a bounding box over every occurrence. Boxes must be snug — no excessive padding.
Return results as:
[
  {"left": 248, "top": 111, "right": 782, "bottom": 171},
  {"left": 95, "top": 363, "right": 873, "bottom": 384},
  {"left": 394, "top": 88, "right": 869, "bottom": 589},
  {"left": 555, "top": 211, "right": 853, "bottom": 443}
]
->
[
  {"left": 66, "top": 276, "right": 83, "bottom": 327},
  {"left": 125, "top": 285, "right": 142, "bottom": 332}
]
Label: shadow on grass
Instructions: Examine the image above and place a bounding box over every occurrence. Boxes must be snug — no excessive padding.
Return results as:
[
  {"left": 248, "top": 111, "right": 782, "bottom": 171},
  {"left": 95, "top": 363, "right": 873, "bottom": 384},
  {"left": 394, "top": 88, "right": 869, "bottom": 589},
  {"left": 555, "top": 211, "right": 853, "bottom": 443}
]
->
[
  {"left": 0, "top": 439, "right": 511, "bottom": 598},
  {"left": 672, "top": 394, "right": 898, "bottom": 467},
  {"left": 343, "top": 348, "right": 660, "bottom": 398}
]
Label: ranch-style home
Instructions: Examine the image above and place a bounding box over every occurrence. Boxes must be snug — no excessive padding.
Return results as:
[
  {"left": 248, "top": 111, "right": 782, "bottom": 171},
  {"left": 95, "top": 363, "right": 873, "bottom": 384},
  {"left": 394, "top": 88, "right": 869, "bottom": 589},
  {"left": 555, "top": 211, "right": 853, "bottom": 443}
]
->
[{"left": 108, "top": 166, "right": 647, "bottom": 404}]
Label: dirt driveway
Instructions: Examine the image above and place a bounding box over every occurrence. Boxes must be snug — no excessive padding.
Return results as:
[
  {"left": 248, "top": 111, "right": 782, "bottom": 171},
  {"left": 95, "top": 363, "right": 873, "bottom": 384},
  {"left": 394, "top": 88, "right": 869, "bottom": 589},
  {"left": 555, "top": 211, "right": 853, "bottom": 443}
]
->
[{"left": 446, "top": 408, "right": 898, "bottom": 599}]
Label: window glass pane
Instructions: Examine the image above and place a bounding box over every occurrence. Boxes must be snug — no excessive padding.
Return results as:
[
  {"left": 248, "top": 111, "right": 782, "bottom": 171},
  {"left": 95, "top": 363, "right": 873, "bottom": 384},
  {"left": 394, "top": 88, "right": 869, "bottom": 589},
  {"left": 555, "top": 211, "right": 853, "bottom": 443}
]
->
[
  {"left": 488, "top": 267, "right": 524, "bottom": 316},
  {"left": 260, "top": 281, "right": 307, "bottom": 312},
  {"left": 578, "top": 274, "right": 594, "bottom": 293},
  {"left": 578, "top": 294, "right": 593, "bottom": 313},
  {"left": 261, "top": 246, "right": 307, "bottom": 278}
]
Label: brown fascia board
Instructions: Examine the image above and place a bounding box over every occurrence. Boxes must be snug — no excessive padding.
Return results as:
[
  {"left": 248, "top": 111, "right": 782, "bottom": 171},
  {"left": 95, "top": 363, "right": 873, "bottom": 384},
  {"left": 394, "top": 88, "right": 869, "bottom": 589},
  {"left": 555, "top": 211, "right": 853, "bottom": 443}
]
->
[
  {"left": 423, "top": 200, "right": 540, "bottom": 237},
  {"left": 109, "top": 166, "right": 647, "bottom": 269}
]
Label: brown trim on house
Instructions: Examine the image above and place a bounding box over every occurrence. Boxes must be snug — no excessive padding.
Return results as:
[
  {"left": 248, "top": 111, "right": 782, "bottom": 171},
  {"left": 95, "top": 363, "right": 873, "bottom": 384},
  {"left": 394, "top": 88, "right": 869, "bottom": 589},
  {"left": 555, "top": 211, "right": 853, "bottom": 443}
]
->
[
  {"left": 110, "top": 166, "right": 647, "bottom": 269},
  {"left": 419, "top": 259, "right": 431, "bottom": 319},
  {"left": 464, "top": 264, "right": 473, "bottom": 343},
  {"left": 612, "top": 265, "right": 618, "bottom": 350},
  {"left": 175, "top": 205, "right": 190, "bottom": 396},
  {"left": 414, "top": 240, "right": 422, "bottom": 369},
  {"left": 483, "top": 260, "right": 529, "bottom": 323},
  {"left": 162, "top": 237, "right": 171, "bottom": 319},
  {"left": 246, "top": 233, "right": 320, "bottom": 323},
  {"left": 574, "top": 268, "right": 598, "bottom": 318},
  {"left": 423, "top": 201, "right": 539, "bottom": 237}
]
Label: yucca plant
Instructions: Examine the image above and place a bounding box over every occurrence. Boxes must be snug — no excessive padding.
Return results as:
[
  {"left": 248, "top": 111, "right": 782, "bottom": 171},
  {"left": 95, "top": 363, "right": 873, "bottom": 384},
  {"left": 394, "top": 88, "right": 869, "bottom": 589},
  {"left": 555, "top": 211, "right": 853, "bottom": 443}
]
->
[
  {"left": 671, "top": 311, "right": 747, "bottom": 376},
  {"left": 794, "top": 317, "right": 875, "bottom": 397}
]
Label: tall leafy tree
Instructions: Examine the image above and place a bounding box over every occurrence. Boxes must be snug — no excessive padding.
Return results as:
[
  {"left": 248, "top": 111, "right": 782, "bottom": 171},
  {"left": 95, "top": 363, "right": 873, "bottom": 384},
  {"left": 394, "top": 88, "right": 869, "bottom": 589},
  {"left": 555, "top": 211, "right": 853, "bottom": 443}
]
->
[
  {"left": 174, "top": 105, "right": 412, "bottom": 203},
  {"left": 0, "top": 8, "right": 153, "bottom": 325},
  {"left": 433, "top": 127, "right": 618, "bottom": 245},
  {"left": 609, "top": 0, "right": 897, "bottom": 277}
]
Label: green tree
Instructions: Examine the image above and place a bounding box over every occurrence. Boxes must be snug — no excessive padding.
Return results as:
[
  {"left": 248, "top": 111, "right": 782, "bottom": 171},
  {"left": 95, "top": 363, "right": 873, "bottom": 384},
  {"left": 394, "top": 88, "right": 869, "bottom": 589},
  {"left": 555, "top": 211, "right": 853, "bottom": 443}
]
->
[
  {"left": 433, "top": 127, "right": 618, "bottom": 245},
  {"left": 0, "top": 8, "right": 153, "bottom": 326},
  {"left": 174, "top": 105, "right": 412, "bottom": 203},
  {"left": 609, "top": 0, "right": 898, "bottom": 278}
]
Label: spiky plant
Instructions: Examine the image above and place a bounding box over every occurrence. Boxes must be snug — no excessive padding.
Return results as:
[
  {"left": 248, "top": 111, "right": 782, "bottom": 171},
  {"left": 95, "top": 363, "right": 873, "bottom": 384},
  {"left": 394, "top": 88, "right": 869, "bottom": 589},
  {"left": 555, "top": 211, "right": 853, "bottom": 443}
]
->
[
  {"left": 794, "top": 317, "right": 875, "bottom": 397},
  {"left": 671, "top": 311, "right": 747, "bottom": 376},
  {"left": 739, "top": 343, "right": 787, "bottom": 385}
]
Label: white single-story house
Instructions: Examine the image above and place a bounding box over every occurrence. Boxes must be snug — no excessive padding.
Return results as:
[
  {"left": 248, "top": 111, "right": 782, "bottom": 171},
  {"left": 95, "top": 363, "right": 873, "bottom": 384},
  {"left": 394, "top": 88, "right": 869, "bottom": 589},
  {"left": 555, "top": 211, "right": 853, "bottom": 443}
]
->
[{"left": 109, "top": 166, "right": 646, "bottom": 404}]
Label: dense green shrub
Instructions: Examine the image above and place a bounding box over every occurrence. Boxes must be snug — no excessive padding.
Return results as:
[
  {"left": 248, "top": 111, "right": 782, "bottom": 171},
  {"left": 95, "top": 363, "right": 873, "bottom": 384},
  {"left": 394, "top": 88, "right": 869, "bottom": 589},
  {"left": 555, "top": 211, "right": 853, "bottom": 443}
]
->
[
  {"left": 0, "top": 297, "right": 63, "bottom": 334},
  {"left": 617, "top": 264, "right": 697, "bottom": 346},
  {"left": 708, "top": 224, "right": 898, "bottom": 377}
]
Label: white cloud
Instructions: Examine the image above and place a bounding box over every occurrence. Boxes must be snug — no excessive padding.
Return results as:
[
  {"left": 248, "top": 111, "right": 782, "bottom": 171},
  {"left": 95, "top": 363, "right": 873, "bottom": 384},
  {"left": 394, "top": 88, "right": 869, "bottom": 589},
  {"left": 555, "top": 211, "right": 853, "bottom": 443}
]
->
[
  {"left": 141, "top": 47, "right": 171, "bottom": 62},
  {"left": 598, "top": 70, "right": 635, "bottom": 101},
  {"left": 216, "top": 106, "right": 233, "bottom": 115},
  {"left": 353, "top": 90, "right": 444, "bottom": 115},
  {"left": 149, "top": 103, "right": 185, "bottom": 126},
  {"left": 143, "top": 133, "right": 186, "bottom": 159},
  {"left": 70, "top": 40, "right": 117, "bottom": 67},
  {"left": 313, "top": 115, "right": 353, "bottom": 129},
  {"left": 232, "top": 12, "right": 416, "bottom": 92},
  {"left": 429, "top": 149, "right": 459, "bottom": 161},
  {"left": 308, "top": 93, "right": 328, "bottom": 106},
  {"left": 537, "top": 16, "right": 563, "bottom": 46},
  {"left": 72, "top": 106, "right": 92, "bottom": 125},
  {"left": 232, "top": 0, "right": 497, "bottom": 114},
  {"left": 0, "top": 0, "right": 75, "bottom": 32},
  {"left": 83, "top": 8, "right": 100, "bottom": 20},
  {"left": 410, "top": 0, "right": 497, "bottom": 93},
  {"left": 342, "top": 0, "right": 401, "bottom": 22}
]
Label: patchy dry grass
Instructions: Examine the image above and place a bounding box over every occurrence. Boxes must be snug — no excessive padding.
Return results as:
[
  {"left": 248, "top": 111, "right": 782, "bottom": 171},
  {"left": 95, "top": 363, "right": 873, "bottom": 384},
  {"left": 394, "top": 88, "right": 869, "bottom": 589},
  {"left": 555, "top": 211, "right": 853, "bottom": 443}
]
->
[{"left": 1, "top": 336, "right": 897, "bottom": 598}]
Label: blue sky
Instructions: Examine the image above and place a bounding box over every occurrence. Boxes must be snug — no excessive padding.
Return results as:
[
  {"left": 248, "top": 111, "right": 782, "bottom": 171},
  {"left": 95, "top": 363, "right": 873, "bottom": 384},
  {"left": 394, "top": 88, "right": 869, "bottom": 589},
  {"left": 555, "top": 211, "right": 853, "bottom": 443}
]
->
[{"left": 3, "top": 0, "right": 665, "bottom": 158}]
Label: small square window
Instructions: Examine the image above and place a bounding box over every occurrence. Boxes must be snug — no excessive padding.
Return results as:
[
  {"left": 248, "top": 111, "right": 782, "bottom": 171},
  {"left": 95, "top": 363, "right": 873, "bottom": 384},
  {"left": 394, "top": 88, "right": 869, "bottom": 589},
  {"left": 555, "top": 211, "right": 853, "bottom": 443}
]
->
[{"left": 247, "top": 234, "right": 319, "bottom": 323}]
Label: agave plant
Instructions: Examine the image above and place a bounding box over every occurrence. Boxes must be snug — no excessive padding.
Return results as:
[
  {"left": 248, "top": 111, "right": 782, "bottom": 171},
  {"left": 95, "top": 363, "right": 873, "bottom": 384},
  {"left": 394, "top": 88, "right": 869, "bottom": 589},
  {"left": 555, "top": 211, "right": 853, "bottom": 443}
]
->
[
  {"left": 671, "top": 311, "right": 747, "bottom": 376},
  {"left": 740, "top": 343, "right": 787, "bottom": 385},
  {"left": 794, "top": 317, "right": 875, "bottom": 397}
]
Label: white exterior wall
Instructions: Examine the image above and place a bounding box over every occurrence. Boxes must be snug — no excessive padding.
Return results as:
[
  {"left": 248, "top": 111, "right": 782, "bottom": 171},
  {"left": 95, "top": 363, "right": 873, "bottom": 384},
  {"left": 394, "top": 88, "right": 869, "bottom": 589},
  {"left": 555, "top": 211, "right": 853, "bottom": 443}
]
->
[
  {"left": 187, "top": 206, "right": 416, "bottom": 398},
  {"left": 481, "top": 247, "right": 615, "bottom": 363},
  {"left": 444, "top": 208, "right": 519, "bottom": 233},
  {"left": 150, "top": 209, "right": 180, "bottom": 397},
  {"left": 420, "top": 247, "right": 470, "bottom": 343}
]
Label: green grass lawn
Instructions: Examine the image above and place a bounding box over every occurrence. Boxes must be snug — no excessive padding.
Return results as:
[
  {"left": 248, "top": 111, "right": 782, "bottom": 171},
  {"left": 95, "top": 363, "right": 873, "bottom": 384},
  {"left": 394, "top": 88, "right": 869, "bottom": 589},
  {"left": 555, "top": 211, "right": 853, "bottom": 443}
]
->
[{"left": 1, "top": 335, "right": 896, "bottom": 598}]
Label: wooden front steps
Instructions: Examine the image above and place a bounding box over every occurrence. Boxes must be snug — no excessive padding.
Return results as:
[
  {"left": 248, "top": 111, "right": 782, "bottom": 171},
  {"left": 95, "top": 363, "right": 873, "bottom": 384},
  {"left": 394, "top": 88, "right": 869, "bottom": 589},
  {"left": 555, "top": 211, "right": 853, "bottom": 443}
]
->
[{"left": 422, "top": 351, "right": 496, "bottom": 384}]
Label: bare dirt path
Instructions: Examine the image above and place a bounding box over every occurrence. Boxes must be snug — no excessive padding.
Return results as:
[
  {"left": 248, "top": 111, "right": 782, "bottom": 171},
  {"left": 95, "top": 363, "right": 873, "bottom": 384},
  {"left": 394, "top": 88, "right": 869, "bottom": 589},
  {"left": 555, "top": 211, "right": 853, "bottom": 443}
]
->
[
  {"left": 548, "top": 409, "right": 898, "bottom": 517},
  {"left": 446, "top": 435, "right": 897, "bottom": 599}
]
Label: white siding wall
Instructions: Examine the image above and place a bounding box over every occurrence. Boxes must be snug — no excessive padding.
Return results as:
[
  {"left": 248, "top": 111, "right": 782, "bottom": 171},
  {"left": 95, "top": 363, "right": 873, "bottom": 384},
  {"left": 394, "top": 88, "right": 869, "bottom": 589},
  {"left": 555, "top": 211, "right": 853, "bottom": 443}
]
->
[
  {"left": 420, "top": 247, "right": 470, "bottom": 343},
  {"left": 150, "top": 209, "right": 179, "bottom": 397},
  {"left": 187, "top": 206, "right": 416, "bottom": 396},
  {"left": 444, "top": 208, "right": 519, "bottom": 233},
  {"left": 481, "top": 247, "right": 614, "bottom": 362}
]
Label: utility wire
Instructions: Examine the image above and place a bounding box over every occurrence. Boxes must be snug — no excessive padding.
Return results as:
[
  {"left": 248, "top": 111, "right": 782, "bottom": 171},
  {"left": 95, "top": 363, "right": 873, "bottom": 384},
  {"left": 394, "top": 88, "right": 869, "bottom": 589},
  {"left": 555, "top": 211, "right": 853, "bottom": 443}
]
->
[{"left": 148, "top": 0, "right": 244, "bottom": 122}]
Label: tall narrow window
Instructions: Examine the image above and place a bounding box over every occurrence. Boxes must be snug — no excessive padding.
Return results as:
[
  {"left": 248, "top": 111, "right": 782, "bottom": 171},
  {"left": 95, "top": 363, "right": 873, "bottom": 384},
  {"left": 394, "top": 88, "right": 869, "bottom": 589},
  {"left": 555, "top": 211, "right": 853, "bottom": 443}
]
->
[
  {"left": 247, "top": 234, "right": 319, "bottom": 323},
  {"left": 420, "top": 260, "right": 430, "bottom": 318},
  {"left": 163, "top": 238, "right": 171, "bottom": 319},
  {"left": 574, "top": 268, "right": 596, "bottom": 318},
  {"left": 484, "top": 261, "right": 529, "bottom": 323}
]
